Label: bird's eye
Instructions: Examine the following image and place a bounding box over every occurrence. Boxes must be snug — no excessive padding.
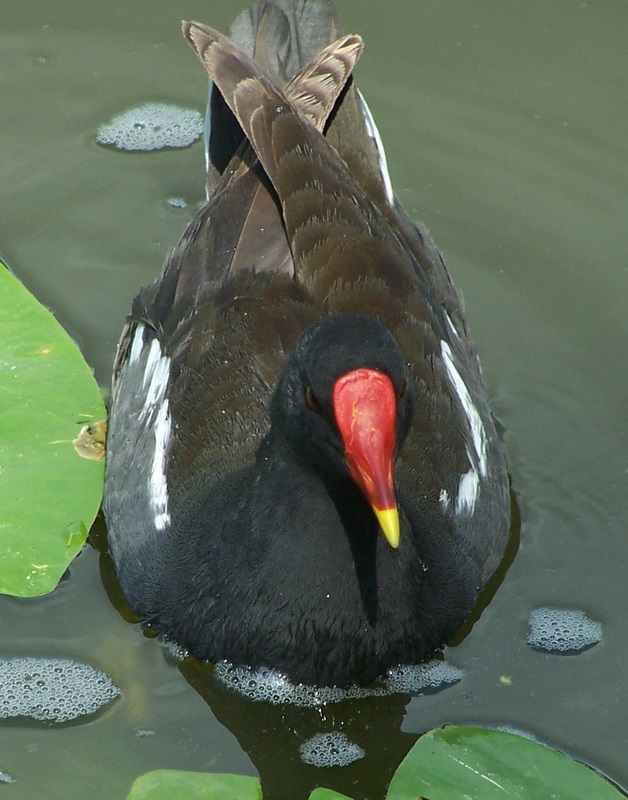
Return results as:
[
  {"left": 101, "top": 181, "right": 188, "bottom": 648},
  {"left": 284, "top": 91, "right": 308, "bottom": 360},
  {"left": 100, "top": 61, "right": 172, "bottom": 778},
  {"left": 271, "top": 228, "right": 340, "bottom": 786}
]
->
[{"left": 305, "top": 386, "right": 322, "bottom": 411}]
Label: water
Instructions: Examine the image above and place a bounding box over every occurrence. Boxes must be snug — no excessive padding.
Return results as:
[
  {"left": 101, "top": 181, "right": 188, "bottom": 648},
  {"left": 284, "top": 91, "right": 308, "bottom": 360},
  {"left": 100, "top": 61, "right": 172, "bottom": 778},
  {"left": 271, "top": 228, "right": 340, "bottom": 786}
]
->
[{"left": 1, "top": 0, "right": 626, "bottom": 797}]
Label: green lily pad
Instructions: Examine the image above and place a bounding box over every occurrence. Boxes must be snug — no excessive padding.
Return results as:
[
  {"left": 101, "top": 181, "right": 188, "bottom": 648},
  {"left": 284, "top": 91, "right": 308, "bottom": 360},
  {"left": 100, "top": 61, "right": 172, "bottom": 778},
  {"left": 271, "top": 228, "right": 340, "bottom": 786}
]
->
[
  {"left": 0, "top": 263, "right": 105, "bottom": 597},
  {"left": 126, "top": 770, "right": 263, "bottom": 799},
  {"left": 124, "top": 771, "right": 354, "bottom": 800},
  {"left": 387, "top": 726, "right": 624, "bottom": 800}
]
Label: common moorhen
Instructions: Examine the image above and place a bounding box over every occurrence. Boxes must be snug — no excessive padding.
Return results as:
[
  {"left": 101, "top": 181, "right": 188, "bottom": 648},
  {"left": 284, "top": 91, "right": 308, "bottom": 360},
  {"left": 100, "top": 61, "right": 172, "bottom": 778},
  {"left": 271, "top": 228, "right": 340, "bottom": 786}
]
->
[{"left": 104, "top": 0, "right": 510, "bottom": 687}]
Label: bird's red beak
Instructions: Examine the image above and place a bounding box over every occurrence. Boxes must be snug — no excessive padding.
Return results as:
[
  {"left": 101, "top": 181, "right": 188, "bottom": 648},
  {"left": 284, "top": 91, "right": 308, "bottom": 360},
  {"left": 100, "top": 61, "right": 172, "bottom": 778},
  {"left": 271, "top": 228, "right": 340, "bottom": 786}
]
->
[{"left": 332, "top": 368, "right": 400, "bottom": 547}]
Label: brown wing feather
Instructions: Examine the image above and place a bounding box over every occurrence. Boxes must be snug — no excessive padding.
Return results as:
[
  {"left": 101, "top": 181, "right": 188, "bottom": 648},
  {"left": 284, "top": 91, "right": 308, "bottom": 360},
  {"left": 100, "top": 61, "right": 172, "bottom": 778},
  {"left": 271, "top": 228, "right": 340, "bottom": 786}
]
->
[
  {"left": 194, "top": 64, "right": 433, "bottom": 312},
  {"left": 180, "top": 23, "right": 363, "bottom": 284},
  {"left": 183, "top": 22, "right": 362, "bottom": 131}
]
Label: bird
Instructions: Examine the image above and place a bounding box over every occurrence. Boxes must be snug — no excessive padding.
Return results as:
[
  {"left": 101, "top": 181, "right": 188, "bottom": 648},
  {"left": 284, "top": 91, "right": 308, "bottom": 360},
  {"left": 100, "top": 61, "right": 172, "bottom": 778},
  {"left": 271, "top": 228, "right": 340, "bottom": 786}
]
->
[{"left": 104, "top": 0, "right": 510, "bottom": 688}]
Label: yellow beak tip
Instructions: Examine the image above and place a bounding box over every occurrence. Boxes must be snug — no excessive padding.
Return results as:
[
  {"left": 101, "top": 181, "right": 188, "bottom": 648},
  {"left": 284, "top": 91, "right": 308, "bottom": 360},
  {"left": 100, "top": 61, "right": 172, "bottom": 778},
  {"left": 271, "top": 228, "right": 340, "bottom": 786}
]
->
[{"left": 374, "top": 506, "right": 400, "bottom": 548}]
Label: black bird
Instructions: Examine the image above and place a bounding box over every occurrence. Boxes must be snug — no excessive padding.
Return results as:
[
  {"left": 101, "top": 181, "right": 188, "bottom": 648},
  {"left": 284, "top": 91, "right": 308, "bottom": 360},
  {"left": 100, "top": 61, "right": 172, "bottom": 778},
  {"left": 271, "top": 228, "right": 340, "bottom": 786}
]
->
[{"left": 104, "top": 0, "right": 510, "bottom": 687}]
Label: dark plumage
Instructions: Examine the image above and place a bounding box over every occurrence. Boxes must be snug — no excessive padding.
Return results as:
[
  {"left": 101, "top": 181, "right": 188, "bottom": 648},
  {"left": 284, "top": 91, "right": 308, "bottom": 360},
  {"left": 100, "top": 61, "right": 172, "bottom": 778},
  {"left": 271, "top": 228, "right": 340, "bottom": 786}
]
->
[{"left": 104, "top": 0, "right": 510, "bottom": 687}]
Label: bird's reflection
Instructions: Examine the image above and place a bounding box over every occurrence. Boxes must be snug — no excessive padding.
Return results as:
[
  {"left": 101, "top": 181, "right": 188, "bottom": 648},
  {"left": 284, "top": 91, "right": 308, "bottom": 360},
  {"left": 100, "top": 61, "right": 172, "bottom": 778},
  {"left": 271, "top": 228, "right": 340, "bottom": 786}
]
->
[{"left": 180, "top": 657, "right": 417, "bottom": 800}]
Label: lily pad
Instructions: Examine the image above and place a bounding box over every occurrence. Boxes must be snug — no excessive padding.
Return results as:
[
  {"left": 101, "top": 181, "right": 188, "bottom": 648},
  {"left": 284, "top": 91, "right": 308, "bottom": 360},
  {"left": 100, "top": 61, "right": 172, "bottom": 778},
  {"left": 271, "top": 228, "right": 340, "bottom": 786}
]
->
[
  {"left": 388, "top": 726, "right": 624, "bottom": 800},
  {"left": 0, "top": 263, "right": 105, "bottom": 596},
  {"left": 126, "top": 771, "right": 262, "bottom": 800},
  {"left": 125, "top": 771, "right": 355, "bottom": 800}
]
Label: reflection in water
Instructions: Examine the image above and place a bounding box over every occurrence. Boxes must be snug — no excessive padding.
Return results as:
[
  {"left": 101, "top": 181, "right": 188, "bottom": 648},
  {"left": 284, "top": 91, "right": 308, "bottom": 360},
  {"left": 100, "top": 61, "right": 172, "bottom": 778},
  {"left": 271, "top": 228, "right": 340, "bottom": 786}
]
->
[
  {"left": 96, "top": 494, "right": 519, "bottom": 800},
  {"left": 181, "top": 657, "right": 417, "bottom": 800}
]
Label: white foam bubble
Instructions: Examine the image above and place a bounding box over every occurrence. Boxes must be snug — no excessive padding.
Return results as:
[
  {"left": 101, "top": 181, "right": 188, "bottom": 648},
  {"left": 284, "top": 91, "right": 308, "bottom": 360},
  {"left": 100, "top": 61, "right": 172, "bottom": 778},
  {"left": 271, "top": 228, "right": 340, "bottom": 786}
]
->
[
  {"left": 213, "top": 658, "right": 463, "bottom": 707},
  {"left": 96, "top": 103, "right": 203, "bottom": 151},
  {"left": 213, "top": 663, "right": 341, "bottom": 706},
  {"left": 0, "top": 657, "right": 120, "bottom": 723},
  {"left": 0, "top": 771, "right": 15, "bottom": 785},
  {"left": 167, "top": 197, "right": 188, "bottom": 209},
  {"left": 299, "top": 732, "right": 365, "bottom": 768},
  {"left": 386, "top": 661, "right": 464, "bottom": 693},
  {"left": 161, "top": 641, "right": 188, "bottom": 662},
  {"left": 527, "top": 608, "right": 602, "bottom": 654}
]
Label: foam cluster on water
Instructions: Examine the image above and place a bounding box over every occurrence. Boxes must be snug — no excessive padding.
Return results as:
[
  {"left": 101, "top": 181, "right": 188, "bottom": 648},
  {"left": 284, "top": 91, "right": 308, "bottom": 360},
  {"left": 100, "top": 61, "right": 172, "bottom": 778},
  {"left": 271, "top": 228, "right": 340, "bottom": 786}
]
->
[
  {"left": 214, "top": 658, "right": 463, "bottom": 707},
  {"left": 96, "top": 103, "right": 203, "bottom": 151},
  {"left": 527, "top": 608, "right": 602, "bottom": 654},
  {"left": 0, "top": 657, "right": 120, "bottom": 723},
  {"left": 299, "top": 732, "right": 365, "bottom": 768},
  {"left": 386, "top": 661, "right": 463, "bottom": 694},
  {"left": 162, "top": 641, "right": 189, "bottom": 661}
]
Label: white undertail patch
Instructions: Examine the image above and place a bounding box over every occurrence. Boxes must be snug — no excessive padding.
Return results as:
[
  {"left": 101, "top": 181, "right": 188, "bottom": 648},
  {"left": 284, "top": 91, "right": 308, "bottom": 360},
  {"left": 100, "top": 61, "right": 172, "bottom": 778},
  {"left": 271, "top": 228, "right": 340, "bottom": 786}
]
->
[
  {"left": 128, "top": 325, "right": 144, "bottom": 364},
  {"left": 440, "top": 341, "right": 488, "bottom": 515},
  {"left": 133, "top": 325, "right": 172, "bottom": 530},
  {"left": 444, "top": 311, "right": 461, "bottom": 342},
  {"left": 150, "top": 399, "right": 171, "bottom": 531},
  {"left": 357, "top": 90, "right": 395, "bottom": 206},
  {"left": 455, "top": 457, "right": 481, "bottom": 515}
]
